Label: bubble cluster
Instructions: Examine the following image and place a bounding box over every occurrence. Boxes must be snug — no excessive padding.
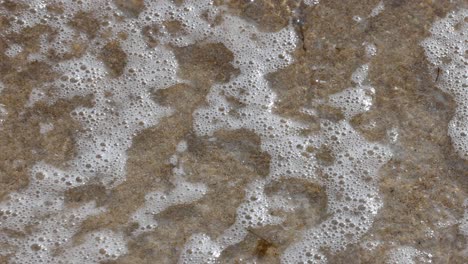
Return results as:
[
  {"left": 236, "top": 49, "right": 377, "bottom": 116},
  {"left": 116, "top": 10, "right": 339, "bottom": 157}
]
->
[
  {"left": 0, "top": 0, "right": 414, "bottom": 263},
  {"left": 187, "top": 9, "right": 392, "bottom": 263},
  {"left": 461, "top": 198, "right": 468, "bottom": 236},
  {"left": 304, "top": 0, "right": 320, "bottom": 6},
  {"left": 369, "top": 1, "right": 385, "bottom": 18},
  {"left": 421, "top": 8, "right": 468, "bottom": 160},
  {"left": 0, "top": 162, "right": 126, "bottom": 263},
  {"left": 130, "top": 180, "right": 207, "bottom": 236},
  {"left": 328, "top": 64, "right": 375, "bottom": 119},
  {"left": 385, "top": 246, "right": 432, "bottom": 264}
]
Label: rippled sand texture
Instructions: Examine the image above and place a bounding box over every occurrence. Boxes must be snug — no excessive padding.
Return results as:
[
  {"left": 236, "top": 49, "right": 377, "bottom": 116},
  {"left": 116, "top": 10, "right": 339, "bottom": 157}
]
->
[{"left": 0, "top": 0, "right": 467, "bottom": 263}]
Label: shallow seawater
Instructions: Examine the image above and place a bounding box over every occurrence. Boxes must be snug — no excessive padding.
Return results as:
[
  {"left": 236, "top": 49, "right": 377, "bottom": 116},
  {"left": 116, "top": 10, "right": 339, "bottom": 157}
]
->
[{"left": 0, "top": 0, "right": 467, "bottom": 263}]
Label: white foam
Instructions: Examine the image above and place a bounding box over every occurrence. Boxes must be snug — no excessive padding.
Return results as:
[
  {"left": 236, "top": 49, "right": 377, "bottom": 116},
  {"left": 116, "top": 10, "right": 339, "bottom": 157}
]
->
[
  {"left": 39, "top": 122, "right": 54, "bottom": 134},
  {"left": 421, "top": 8, "right": 468, "bottom": 160},
  {"left": 461, "top": 199, "right": 468, "bottom": 236},
  {"left": 176, "top": 140, "right": 188, "bottom": 153},
  {"left": 353, "top": 16, "right": 363, "bottom": 23},
  {"left": 0, "top": 103, "right": 6, "bottom": 129},
  {"left": 60, "top": 230, "right": 128, "bottom": 263},
  {"left": 364, "top": 42, "right": 378, "bottom": 57},
  {"left": 179, "top": 233, "right": 222, "bottom": 264},
  {"left": 130, "top": 180, "right": 207, "bottom": 236},
  {"left": 0, "top": 0, "right": 181, "bottom": 262},
  {"left": 386, "top": 246, "right": 432, "bottom": 264},
  {"left": 0, "top": 162, "right": 123, "bottom": 263},
  {"left": 328, "top": 64, "right": 375, "bottom": 119},
  {"left": 4, "top": 44, "right": 23, "bottom": 58},
  {"left": 370, "top": 1, "right": 385, "bottom": 18},
  {"left": 188, "top": 13, "right": 392, "bottom": 263},
  {"left": 0, "top": 1, "right": 419, "bottom": 263},
  {"left": 304, "top": 0, "right": 320, "bottom": 6}
]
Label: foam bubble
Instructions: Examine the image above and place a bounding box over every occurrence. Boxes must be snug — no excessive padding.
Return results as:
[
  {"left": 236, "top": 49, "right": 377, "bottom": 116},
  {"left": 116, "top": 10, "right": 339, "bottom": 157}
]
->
[
  {"left": 386, "top": 246, "right": 432, "bottom": 264},
  {"left": 179, "top": 233, "right": 222, "bottom": 264},
  {"left": 0, "top": 1, "right": 405, "bottom": 263},
  {"left": 131, "top": 180, "right": 207, "bottom": 236},
  {"left": 421, "top": 8, "right": 468, "bottom": 160},
  {"left": 461, "top": 199, "right": 468, "bottom": 236},
  {"left": 189, "top": 17, "right": 392, "bottom": 263},
  {"left": 370, "top": 1, "right": 385, "bottom": 18},
  {"left": 328, "top": 64, "right": 375, "bottom": 119},
  {"left": 304, "top": 0, "right": 320, "bottom": 6},
  {"left": 364, "top": 42, "right": 378, "bottom": 57}
]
